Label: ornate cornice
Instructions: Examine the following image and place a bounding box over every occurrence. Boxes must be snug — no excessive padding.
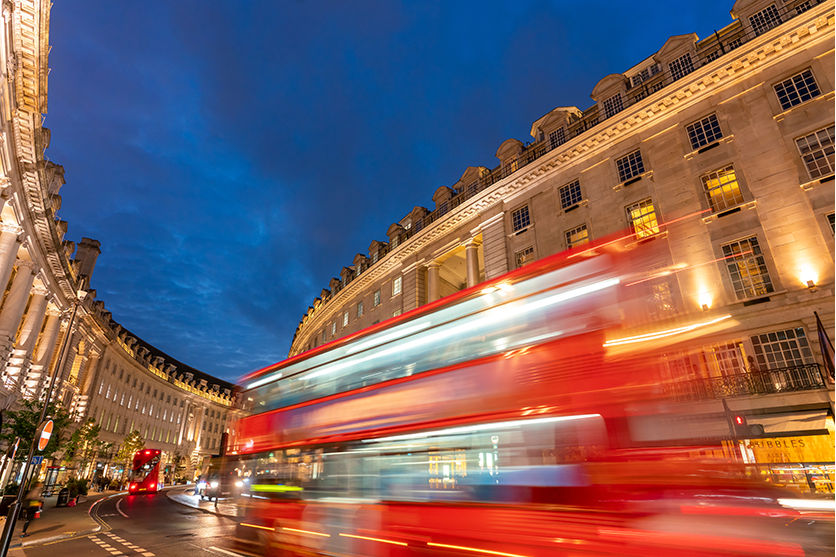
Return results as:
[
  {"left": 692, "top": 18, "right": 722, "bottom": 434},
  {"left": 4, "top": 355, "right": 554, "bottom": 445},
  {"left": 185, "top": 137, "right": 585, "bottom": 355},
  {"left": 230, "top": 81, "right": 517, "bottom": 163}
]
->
[{"left": 293, "top": 3, "right": 835, "bottom": 351}]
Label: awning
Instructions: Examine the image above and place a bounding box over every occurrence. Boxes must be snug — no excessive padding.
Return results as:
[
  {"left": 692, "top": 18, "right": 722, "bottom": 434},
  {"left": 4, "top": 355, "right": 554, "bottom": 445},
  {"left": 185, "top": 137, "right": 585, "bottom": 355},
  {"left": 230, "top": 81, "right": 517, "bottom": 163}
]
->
[{"left": 756, "top": 410, "right": 830, "bottom": 436}]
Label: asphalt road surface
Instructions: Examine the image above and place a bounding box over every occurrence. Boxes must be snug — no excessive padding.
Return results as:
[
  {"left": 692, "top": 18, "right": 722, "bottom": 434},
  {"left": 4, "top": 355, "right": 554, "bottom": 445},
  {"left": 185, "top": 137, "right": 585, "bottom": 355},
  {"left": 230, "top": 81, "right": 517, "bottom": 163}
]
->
[{"left": 20, "top": 487, "right": 248, "bottom": 557}]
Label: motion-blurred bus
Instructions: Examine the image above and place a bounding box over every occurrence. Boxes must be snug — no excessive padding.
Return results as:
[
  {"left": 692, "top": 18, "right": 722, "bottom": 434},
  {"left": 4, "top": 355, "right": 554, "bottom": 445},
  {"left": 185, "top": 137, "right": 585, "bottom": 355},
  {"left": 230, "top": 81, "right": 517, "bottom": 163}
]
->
[
  {"left": 128, "top": 449, "right": 162, "bottom": 494},
  {"left": 227, "top": 227, "right": 832, "bottom": 556}
]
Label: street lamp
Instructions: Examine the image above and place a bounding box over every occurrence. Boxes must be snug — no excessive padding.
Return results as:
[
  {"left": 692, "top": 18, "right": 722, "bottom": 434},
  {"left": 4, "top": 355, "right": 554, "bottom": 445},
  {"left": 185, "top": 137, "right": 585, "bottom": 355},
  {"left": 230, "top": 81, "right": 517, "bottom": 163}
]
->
[{"left": 0, "top": 281, "right": 87, "bottom": 557}]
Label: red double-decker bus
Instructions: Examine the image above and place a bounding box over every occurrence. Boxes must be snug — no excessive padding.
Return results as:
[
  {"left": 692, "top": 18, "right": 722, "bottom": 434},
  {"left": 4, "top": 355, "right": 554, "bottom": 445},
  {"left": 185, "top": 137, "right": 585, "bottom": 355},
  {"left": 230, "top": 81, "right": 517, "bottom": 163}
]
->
[
  {"left": 128, "top": 449, "right": 162, "bottom": 494},
  {"left": 228, "top": 228, "right": 826, "bottom": 556}
]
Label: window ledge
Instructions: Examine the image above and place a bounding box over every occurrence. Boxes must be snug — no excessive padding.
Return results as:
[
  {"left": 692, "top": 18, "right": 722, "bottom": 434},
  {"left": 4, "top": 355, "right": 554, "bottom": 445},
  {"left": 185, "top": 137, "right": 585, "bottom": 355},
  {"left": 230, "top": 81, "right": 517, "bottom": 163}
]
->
[
  {"left": 773, "top": 90, "right": 835, "bottom": 122},
  {"left": 509, "top": 224, "right": 534, "bottom": 237},
  {"left": 701, "top": 200, "right": 757, "bottom": 224},
  {"left": 560, "top": 198, "right": 589, "bottom": 215},
  {"left": 625, "top": 229, "right": 668, "bottom": 249},
  {"left": 683, "top": 135, "right": 734, "bottom": 161},
  {"left": 728, "top": 289, "right": 787, "bottom": 306},
  {"left": 800, "top": 173, "right": 835, "bottom": 191},
  {"left": 613, "top": 170, "right": 653, "bottom": 191}
]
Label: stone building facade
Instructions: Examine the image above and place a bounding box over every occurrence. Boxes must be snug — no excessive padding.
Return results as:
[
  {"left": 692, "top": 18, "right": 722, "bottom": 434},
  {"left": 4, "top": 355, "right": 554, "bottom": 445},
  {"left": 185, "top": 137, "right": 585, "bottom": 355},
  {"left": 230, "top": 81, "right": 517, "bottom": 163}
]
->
[
  {"left": 289, "top": 1, "right": 835, "bottom": 487},
  {"left": 0, "top": 0, "right": 244, "bottom": 481}
]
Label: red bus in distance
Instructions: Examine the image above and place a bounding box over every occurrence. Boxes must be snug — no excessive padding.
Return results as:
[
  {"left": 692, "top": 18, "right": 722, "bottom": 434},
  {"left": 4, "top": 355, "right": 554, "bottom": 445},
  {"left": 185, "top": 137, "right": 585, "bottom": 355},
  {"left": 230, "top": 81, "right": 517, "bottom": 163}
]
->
[{"left": 128, "top": 449, "right": 162, "bottom": 495}]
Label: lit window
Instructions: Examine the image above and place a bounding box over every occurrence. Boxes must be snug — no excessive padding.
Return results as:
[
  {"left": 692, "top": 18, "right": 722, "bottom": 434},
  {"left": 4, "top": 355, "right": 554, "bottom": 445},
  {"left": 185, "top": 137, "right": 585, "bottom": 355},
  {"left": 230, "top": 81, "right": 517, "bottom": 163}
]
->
[
  {"left": 796, "top": 125, "right": 835, "bottom": 179},
  {"left": 374, "top": 289, "right": 381, "bottom": 307},
  {"left": 616, "top": 150, "right": 645, "bottom": 182},
  {"left": 686, "top": 114, "right": 723, "bottom": 150},
  {"left": 701, "top": 165, "right": 744, "bottom": 212},
  {"left": 559, "top": 180, "right": 582, "bottom": 209},
  {"left": 515, "top": 247, "right": 535, "bottom": 268},
  {"left": 393, "top": 276, "right": 402, "bottom": 296},
  {"left": 626, "top": 199, "right": 659, "bottom": 238},
  {"left": 602, "top": 93, "right": 623, "bottom": 118},
  {"left": 750, "top": 327, "right": 814, "bottom": 370},
  {"left": 721, "top": 236, "right": 775, "bottom": 299},
  {"left": 393, "top": 309, "right": 402, "bottom": 317},
  {"left": 390, "top": 235, "right": 399, "bottom": 249},
  {"left": 565, "top": 224, "right": 589, "bottom": 248},
  {"left": 343, "top": 310, "right": 349, "bottom": 327},
  {"left": 511, "top": 206, "right": 531, "bottom": 232},
  {"left": 331, "top": 322, "right": 336, "bottom": 336},
  {"left": 371, "top": 251, "right": 378, "bottom": 264},
  {"left": 357, "top": 301, "right": 364, "bottom": 318},
  {"left": 669, "top": 52, "right": 694, "bottom": 81},
  {"left": 774, "top": 69, "right": 820, "bottom": 110},
  {"left": 749, "top": 4, "right": 781, "bottom": 36},
  {"left": 649, "top": 279, "right": 676, "bottom": 318},
  {"left": 548, "top": 128, "right": 565, "bottom": 150}
]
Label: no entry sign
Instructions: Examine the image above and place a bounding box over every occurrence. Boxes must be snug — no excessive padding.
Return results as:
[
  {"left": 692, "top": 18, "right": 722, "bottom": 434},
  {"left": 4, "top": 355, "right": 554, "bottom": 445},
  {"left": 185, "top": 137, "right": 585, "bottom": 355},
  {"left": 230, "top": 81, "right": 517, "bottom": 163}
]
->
[{"left": 36, "top": 420, "right": 53, "bottom": 451}]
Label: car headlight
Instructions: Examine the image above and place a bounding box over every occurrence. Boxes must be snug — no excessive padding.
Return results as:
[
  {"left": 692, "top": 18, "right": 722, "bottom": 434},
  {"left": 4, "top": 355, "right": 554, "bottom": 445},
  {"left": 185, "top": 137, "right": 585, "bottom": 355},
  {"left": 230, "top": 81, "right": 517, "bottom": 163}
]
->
[
  {"left": 210, "top": 481, "right": 219, "bottom": 488},
  {"left": 234, "top": 481, "right": 243, "bottom": 487}
]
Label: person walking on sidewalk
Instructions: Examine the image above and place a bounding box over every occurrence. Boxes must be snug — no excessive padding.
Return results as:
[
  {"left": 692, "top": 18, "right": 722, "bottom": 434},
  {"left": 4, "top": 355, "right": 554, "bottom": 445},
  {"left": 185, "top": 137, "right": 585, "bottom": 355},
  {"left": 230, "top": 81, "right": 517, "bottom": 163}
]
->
[{"left": 20, "top": 481, "right": 43, "bottom": 538}]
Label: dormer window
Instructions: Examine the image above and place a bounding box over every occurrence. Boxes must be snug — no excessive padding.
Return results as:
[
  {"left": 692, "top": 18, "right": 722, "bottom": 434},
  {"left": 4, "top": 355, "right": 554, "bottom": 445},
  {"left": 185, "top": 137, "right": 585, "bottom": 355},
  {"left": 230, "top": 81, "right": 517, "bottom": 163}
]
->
[
  {"left": 669, "top": 53, "right": 694, "bottom": 81},
  {"left": 371, "top": 251, "right": 378, "bottom": 264},
  {"left": 548, "top": 128, "right": 566, "bottom": 150},
  {"left": 750, "top": 4, "right": 781, "bottom": 36},
  {"left": 602, "top": 94, "right": 624, "bottom": 119}
]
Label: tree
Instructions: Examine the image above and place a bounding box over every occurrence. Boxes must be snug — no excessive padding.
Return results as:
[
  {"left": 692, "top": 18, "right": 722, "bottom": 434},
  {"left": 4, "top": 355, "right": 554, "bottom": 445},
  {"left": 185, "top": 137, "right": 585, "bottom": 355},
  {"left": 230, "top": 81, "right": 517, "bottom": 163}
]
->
[
  {"left": 64, "top": 418, "right": 106, "bottom": 478},
  {"left": 115, "top": 431, "right": 145, "bottom": 481},
  {"left": 0, "top": 400, "right": 72, "bottom": 463}
]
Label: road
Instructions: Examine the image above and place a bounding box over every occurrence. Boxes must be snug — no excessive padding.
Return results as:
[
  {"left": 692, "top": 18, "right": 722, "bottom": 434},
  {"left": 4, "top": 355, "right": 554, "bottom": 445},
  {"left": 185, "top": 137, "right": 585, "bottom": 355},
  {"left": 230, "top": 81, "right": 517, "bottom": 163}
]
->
[{"left": 20, "top": 487, "right": 247, "bottom": 557}]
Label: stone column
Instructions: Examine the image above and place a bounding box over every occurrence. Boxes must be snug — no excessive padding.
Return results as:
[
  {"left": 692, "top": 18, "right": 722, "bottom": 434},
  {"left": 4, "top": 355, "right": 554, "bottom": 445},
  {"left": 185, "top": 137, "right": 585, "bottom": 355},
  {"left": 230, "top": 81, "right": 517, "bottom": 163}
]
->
[
  {"left": 73, "top": 348, "right": 100, "bottom": 420},
  {"left": 25, "top": 307, "right": 61, "bottom": 398},
  {"left": 465, "top": 241, "right": 480, "bottom": 288},
  {"left": 427, "top": 262, "right": 441, "bottom": 303},
  {"left": 5, "top": 285, "right": 48, "bottom": 391},
  {"left": 0, "top": 224, "right": 21, "bottom": 296},
  {"left": 0, "top": 260, "right": 36, "bottom": 366}
]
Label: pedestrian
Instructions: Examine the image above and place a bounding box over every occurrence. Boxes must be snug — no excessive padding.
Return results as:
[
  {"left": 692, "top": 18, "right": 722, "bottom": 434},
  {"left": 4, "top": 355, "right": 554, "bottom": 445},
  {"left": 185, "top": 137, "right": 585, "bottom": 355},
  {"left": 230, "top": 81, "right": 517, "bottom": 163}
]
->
[{"left": 20, "top": 481, "right": 43, "bottom": 538}]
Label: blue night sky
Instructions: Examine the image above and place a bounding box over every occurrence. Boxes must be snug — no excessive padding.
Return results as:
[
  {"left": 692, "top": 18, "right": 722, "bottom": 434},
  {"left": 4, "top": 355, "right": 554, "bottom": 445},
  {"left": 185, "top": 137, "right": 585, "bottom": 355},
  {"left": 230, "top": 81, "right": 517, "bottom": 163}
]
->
[{"left": 46, "top": 0, "right": 735, "bottom": 382}]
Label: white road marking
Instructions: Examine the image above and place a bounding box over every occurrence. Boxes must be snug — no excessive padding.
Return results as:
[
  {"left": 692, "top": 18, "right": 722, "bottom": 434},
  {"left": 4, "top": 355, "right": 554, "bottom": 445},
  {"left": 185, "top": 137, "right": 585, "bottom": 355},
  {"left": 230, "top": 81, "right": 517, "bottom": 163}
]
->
[
  {"left": 115, "top": 499, "right": 128, "bottom": 518},
  {"left": 208, "top": 547, "right": 248, "bottom": 557}
]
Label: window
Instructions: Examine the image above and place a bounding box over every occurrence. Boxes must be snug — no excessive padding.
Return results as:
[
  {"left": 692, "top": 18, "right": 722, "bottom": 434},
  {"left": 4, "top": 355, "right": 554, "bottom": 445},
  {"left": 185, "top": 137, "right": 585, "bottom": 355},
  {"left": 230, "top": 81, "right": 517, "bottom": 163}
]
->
[
  {"left": 750, "top": 327, "right": 814, "bottom": 370},
  {"left": 322, "top": 329, "right": 326, "bottom": 343},
  {"left": 511, "top": 206, "right": 531, "bottom": 232},
  {"left": 649, "top": 279, "right": 676, "bottom": 318},
  {"left": 616, "top": 150, "right": 645, "bottom": 182},
  {"left": 686, "top": 114, "right": 723, "bottom": 150},
  {"left": 329, "top": 322, "right": 335, "bottom": 337},
  {"left": 153, "top": 389, "right": 157, "bottom": 398},
  {"left": 113, "top": 388, "right": 118, "bottom": 401},
  {"left": 721, "top": 236, "right": 775, "bottom": 299},
  {"left": 99, "top": 382, "right": 104, "bottom": 395},
  {"left": 343, "top": 311, "right": 349, "bottom": 327},
  {"left": 705, "top": 50, "right": 722, "bottom": 63},
  {"left": 393, "top": 309, "right": 402, "bottom": 317},
  {"left": 602, "top": 93, "right": 623, "bottom": 119},
  {"left": 728, "top": 38, "right": 742, "bottom": 50},
  {"left": 796, "top": 1, "right": 811, "bottom": 14},
  {"left": 669, "top": 53, "right": 694, "bottom": 81},
  {"left": 749, "top": 4, "right": 781, "bottom": 36},
  {"left": 515, "top": 247, "right": 535, "bottom": 268},
  {"left": 701, "top": 165, "right": 745, "bottom": 212},
  {"left": 126, "top": 374, "right": 130, "bottom": 384},
  {"left": 559, "top": 180, "right": 582, "bottom": 209},
  {"left": 119, "top": 369, "right": 123, "bottom": 380},
  {"left": 626, "top": 199, "right": 659, "bottom": 238},
  {"left": 828, "top": 213, "right": 835, "bottom": 235},
  {"left": 548, "top": 128, "right": 565, "bottom": 150},
  {"left": 357, "top": 301, "right": 364, "bottom": 318},
  {"left": 565, "top": 224, "right": 590, "bottom": 248},
  {"left": 371, "top": 251, "right": 379, "bottom": 264},
  {"left": 132, "top": 378, "right": 137, "bottom": 388},
  {"left": 796, "top": 125, "right": 835, "bottom": 179},
  {"left": 774, "top": 69, "right": 821, "bottom": 110},
  {"left": 374, "top": 289, "right": 381, "bottom": 307},
  {"left": 393, "top": 276, "right": 402, "bottom": 296}
]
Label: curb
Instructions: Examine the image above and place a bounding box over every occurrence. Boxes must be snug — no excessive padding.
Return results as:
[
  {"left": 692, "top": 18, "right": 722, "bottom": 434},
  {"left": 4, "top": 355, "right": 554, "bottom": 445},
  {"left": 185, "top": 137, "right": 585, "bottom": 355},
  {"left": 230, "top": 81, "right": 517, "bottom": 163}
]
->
[
  {"left": 13, "top": 491, "right": 126, "bottom": 547},
  {"left": 164, "top": 487, "right": 240, "bottom": 520}
]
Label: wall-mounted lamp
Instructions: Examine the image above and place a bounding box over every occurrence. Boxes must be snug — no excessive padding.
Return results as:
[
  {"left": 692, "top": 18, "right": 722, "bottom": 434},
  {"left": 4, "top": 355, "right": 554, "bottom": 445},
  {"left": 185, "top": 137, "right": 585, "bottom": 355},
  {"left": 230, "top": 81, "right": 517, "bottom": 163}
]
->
[
  {"left": 701, "top": 304, "right": 710, "bottom": 312},
  {"left": 806, "top": 280, "right": 817, "bottom": 293}
]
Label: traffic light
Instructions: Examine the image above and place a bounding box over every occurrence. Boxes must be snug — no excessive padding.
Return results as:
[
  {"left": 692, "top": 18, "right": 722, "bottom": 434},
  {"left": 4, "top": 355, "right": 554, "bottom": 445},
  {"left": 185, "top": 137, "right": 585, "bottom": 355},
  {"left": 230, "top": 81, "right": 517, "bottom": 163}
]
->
[{"left": 733, "top": 414, "right": 765, "bottom": 437}]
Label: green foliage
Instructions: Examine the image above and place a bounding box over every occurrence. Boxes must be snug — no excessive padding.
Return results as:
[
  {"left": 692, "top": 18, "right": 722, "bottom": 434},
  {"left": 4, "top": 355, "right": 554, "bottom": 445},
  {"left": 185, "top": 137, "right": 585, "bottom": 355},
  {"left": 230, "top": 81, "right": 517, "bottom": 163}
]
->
[
  {"left": 66, "top": 477, "right": 88, "bottom": 498},
  {"left": 0, "top": 400, "right": 72, "bottom": 462},
  {"left": 65, "top": 418, "right": 107, "bottom": 477},
  {"left": 3, "top": 481, "right": 18, "bottom": 496},
  {"left": 115, "top": 431, "right": 145, "bottom": 478}
]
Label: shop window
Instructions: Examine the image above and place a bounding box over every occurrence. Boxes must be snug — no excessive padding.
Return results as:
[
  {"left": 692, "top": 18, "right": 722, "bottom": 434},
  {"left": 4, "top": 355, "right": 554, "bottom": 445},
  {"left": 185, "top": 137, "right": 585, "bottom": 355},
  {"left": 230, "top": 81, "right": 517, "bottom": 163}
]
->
[
  {"left": 796, "top": 125, "right": 835, "bottom": 179},
  {"left": 686, "top": 114, "right": 723, "bottom": 150},
  {"left": 701, "top": 165, "right": 745, "bottom": 212},
  {"left": 625, "top": 199, "right": 659, "bottom": 238},
  {"left": 721, "top": 236, "right": 775, "bottom": 299},
  {"left": 616, "top": 150, "right": 645, "bottom": 182},
  {"left": 565, "top": 224, "right": 590, "bottom": 248},
  {"left": 774, "top": 69, "right": 821, "bottom": 110}
]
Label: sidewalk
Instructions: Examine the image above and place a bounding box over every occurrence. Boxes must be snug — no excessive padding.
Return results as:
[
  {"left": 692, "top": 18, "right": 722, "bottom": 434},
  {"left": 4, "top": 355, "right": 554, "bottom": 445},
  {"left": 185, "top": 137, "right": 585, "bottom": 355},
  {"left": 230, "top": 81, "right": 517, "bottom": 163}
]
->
[
  {"left": 166, "top": 486, "right": 241, "bottom": 519},
  {"left": 4, "top": 489, "right": 122, "bottom": 548}
]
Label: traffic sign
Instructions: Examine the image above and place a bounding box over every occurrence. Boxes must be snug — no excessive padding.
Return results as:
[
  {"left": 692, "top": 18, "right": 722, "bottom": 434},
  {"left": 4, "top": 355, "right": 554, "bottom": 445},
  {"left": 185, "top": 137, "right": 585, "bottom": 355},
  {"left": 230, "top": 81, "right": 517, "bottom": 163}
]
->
[
  {"left": 30, "top": 456, "right": 43, "bottom": 466},
  {"left": 36, "top": 420, "right": 53, "bottom": 451}
]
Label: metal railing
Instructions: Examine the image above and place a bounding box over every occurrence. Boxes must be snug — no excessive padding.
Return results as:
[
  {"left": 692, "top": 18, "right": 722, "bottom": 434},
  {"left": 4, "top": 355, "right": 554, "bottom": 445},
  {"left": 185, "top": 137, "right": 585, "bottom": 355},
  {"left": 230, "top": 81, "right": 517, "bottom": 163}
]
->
[{"left": 663, "top": 364, "right": 827, "bottom": 401}]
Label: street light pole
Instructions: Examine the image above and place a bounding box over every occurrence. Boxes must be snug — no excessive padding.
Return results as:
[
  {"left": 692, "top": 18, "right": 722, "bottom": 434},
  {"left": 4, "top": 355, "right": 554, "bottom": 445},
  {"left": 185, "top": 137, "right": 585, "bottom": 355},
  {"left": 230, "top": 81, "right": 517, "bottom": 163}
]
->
[{"left": 0, "top": 283, "right": 85, "bottom": 557}]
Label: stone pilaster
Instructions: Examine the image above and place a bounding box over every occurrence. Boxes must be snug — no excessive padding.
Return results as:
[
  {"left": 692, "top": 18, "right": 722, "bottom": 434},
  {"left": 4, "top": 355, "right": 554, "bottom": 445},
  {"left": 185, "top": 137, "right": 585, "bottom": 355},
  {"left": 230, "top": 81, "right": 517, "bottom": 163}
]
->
[
  {"left": 401, "top": 260, "right": 426, "bottom": 312},
  {"left": 0, "top": 260, "right": 35, "bottom": 377},
  {"left": 480, "top": 213, "right": 508, "bottom": 280},
  {"left": 0, "top": 223, "right": 22, "bottom": 297},
  {"left": 4, "top": 284, "right": 47, "bottom": 391},
  {"left": 24, "top": 307, "right": 60, "bottom": 398}
]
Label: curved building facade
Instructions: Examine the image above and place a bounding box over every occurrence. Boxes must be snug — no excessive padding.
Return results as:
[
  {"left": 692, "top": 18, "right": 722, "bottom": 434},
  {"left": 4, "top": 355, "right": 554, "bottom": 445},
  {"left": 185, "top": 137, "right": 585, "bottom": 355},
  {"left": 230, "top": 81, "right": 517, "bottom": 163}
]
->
[
  {"left": 289, "top": 1, "right": 835, "bottom": 485},
  {"left": 0, "top": 0, "right": 244, "bottom": 481}
]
